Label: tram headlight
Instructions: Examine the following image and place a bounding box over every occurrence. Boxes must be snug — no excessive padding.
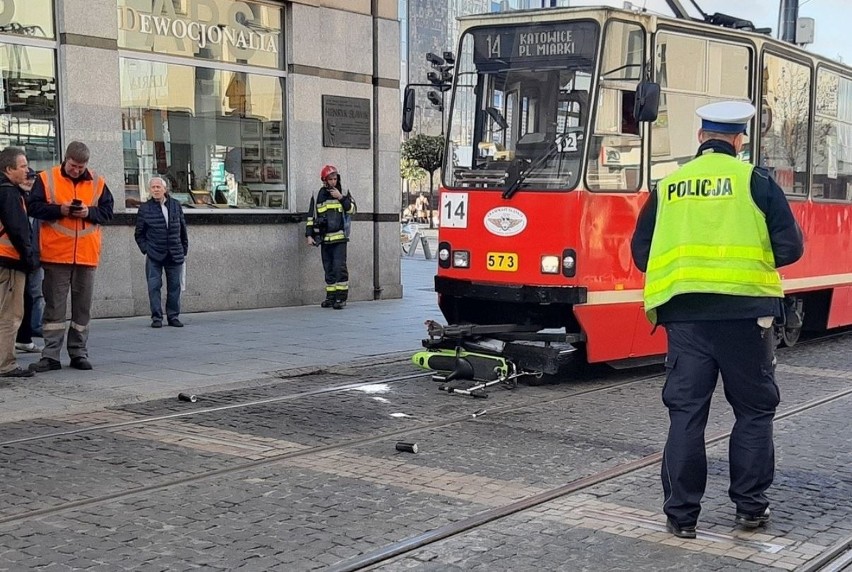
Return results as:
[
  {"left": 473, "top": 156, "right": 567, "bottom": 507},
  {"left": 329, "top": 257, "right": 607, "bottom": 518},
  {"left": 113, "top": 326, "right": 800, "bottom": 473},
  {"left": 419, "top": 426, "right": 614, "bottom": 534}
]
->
[
  {"left": 438, "top": 241, "right": 452, "bottom": 269},
  {"left": 452, "top": 250, "right": 470, "bottom": 268},
  {"left": 562, "top": 248, "right": 577, "bottom": 277},
  {"left": 541, "top": 255, "right": 560, "bottom": 274}
]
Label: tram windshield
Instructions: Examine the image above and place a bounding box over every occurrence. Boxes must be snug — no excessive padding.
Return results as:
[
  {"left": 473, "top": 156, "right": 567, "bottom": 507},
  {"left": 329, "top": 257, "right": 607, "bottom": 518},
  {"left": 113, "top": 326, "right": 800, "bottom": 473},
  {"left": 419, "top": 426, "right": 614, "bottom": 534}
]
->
[{"left": 444, "top": 21, "right": 599, "bottom": 192}]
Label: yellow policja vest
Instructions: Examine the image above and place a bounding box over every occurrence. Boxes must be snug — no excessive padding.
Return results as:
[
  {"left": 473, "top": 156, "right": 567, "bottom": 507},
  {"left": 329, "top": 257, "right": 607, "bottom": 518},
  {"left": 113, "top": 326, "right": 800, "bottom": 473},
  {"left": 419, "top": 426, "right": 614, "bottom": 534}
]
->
[{"left": 643, "top": 152, "right": 783, "bottom": 324}]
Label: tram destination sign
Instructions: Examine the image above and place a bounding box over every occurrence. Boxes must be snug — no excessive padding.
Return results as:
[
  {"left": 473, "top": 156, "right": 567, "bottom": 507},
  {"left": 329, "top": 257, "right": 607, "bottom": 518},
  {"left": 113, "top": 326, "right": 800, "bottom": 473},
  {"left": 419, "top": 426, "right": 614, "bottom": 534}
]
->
[{"left": 473, "top": 22, "right": 598, "bottom": 66}]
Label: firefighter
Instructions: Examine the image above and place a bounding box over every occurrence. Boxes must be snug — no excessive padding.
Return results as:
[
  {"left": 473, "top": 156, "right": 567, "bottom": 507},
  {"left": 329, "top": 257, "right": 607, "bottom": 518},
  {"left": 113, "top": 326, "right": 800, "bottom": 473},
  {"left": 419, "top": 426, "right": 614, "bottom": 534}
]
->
[
  {"left": 306, "top": 165, "right": 355, "bottom": 309},
  {"left": 631, "top": 101, "right": 804, "bottom": 539}
]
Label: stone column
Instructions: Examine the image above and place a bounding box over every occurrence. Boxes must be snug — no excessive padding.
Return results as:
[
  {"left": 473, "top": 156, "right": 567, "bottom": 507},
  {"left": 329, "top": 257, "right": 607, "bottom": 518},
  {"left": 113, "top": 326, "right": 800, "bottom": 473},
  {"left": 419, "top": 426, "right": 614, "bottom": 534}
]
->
[{"left": 55, "top": 0, "right": 135, "bottom": 316}]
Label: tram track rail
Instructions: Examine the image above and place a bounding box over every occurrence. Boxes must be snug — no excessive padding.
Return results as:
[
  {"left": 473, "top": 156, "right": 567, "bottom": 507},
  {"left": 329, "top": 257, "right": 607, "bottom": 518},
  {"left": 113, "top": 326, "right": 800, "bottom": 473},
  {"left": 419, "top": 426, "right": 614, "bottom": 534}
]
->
[
  {"left": 0, "top": 331, "right": 847, "bottom": 557},
  {"left": 798, "top": 535, "right": 852, "bottom": 572},
  {"left": 2, "top": 326, "right": 841, "bottom": 451},
  {"left": 0, "top": 370, "right": 663, "bottom": 527},
  {"left": 0, "top": 371, "right": 430, "bottom": 448},
  {"left": 326, "top": 385, "right": 852, "bottom": 572}
]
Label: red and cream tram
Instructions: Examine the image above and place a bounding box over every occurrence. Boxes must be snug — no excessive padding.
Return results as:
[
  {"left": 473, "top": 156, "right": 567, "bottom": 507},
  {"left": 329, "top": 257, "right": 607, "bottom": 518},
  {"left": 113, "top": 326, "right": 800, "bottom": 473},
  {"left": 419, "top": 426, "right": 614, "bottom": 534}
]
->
[{"left": 418, "top": 5, "right": 852, "bottom": 373}]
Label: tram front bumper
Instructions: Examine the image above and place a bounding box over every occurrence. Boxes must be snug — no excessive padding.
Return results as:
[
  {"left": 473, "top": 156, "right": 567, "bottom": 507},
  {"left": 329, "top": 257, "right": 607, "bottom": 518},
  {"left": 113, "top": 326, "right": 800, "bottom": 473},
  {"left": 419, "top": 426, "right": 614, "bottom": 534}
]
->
[{"left": 434, "top": 276, "right": 588, "bottom": 305}]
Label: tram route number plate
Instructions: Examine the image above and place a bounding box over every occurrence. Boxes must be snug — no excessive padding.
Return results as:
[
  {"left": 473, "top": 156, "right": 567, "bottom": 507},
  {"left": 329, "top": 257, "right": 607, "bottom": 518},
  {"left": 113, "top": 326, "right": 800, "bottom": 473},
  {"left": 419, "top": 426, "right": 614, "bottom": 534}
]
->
[{"left": 486, "top": 252, "right": 518, "bottom": 272}]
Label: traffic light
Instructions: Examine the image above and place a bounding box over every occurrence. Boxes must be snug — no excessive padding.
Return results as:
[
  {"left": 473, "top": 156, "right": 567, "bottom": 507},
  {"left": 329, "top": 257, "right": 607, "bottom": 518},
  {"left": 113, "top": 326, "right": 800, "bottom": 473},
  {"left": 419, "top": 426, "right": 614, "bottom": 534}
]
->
[
  {"left": 426, "top": 52, "right": 445, "bottom": 66},
  {"left": 427, "top": 90, "right": 443, "bottom": 111},
  {"left": 425, "top": 51, "right": 454, "bottom": 112}
]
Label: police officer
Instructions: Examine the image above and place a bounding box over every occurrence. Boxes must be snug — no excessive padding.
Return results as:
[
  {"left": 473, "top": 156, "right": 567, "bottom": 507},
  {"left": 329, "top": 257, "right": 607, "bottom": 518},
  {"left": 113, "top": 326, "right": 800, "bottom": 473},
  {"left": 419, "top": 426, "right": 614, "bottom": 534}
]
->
[
  {"left": 306, "top": 165, "right": 355, "bottom": 309},
  {"left": 631, "top": 101, "right": 804, "bottom": 539}
]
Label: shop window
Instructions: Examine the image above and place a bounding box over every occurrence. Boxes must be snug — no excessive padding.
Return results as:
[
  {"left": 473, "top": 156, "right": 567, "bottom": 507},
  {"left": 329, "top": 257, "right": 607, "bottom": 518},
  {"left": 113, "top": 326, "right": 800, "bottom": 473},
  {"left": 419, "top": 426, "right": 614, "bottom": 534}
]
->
[
  {"left": 0, "top": 43, "right": 59, "bottom": 169},
  {"left": 759, "top": 53, "right": 811, "bottom": 197},
  {"left": 120, "top": 58, "right": 287, "bottom": 209},
  {"left": 812, "top": 69, "right": 852, "bottom": 202},
  {"left": 0, "top": 0, "right": 55, "bottom": 40}
]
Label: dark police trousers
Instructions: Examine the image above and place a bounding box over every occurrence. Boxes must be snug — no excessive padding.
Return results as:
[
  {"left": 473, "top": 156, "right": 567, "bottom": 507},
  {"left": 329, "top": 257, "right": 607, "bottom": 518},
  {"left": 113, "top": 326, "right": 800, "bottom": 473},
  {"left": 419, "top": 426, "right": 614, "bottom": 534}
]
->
[{"left": 661, "top": 319, "right": 780, "bottom": 526}]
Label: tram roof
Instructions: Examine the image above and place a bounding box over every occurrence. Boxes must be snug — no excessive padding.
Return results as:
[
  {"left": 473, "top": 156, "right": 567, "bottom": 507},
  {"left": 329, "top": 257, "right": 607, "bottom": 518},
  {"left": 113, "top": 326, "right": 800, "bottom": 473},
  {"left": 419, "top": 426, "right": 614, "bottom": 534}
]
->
[{"left": 456, "top": 5, "right": 850, "bottom": 73}]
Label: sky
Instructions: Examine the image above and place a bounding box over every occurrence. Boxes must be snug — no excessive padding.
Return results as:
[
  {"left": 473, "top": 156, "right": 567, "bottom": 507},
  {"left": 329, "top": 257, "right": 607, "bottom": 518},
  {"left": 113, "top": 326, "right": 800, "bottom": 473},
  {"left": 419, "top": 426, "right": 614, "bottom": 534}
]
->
[{"left": 567, "top": 0, "right": 849, "bottom": 63}]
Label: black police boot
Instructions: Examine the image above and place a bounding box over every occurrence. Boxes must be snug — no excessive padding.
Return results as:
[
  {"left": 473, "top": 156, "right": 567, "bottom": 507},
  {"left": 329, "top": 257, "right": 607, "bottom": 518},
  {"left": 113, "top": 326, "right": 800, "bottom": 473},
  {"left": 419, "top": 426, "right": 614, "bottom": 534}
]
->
[
  {"left": 735, "top": 507, "right": 771, "bottom": 529},
  {"left": 321, "top": 293, "right": 335, "bottom": 308},
  {"left": 666, "top": 518, "right": 697, "bottom": 539}
]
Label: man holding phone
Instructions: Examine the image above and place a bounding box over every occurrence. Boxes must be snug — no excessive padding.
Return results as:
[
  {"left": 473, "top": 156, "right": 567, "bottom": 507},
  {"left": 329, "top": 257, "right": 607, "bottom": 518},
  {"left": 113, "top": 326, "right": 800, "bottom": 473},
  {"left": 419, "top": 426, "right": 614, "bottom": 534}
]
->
[{"left": 27, "top": 142, "right": 114, "bottom": 372}]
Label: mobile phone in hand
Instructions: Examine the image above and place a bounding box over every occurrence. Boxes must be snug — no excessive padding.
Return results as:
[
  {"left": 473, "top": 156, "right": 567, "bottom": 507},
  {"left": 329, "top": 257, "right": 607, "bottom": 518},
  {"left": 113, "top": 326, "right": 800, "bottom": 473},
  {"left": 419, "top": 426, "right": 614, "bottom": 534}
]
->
[{"left": 70, "top": 199, "right": 84, "bottom": 211}]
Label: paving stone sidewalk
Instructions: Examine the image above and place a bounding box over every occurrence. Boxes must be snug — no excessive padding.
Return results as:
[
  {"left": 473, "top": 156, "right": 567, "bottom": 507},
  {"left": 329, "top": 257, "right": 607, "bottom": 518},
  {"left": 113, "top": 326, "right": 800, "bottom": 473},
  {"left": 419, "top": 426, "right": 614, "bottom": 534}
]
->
[{"left": 0, "top": 257, "right": 442, "bottom": 423}]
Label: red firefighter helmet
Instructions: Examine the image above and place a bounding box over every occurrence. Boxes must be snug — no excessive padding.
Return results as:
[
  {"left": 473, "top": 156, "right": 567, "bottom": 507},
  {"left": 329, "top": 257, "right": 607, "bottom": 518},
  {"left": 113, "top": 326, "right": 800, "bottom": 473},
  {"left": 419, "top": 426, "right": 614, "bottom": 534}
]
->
[{"left": 320, "top": 165, "right": 339, "bottom": 181}]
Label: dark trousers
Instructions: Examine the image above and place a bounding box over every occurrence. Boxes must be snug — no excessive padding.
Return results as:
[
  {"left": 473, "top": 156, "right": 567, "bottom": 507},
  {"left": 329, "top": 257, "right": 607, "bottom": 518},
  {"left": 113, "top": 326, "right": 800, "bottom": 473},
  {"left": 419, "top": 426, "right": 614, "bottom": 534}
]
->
[
  {"left": 42, "top": 263, "right": 96, "bottom": 361},
  {"left": 146, "top": 256, "right": 182, "bottom": 321},
  {"left": 320, "top": 241, "right": 348, "bottom": 300},
  {"left": 661, "top": 320, "right": 780, "bottom": 526}
]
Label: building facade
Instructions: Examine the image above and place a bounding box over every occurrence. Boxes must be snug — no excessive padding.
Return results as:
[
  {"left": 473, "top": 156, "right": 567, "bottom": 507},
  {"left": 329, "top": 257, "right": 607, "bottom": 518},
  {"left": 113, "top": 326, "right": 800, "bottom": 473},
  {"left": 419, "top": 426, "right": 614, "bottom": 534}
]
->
[{"left": 0, "top": 0, "right": 401, "bottom": 317}]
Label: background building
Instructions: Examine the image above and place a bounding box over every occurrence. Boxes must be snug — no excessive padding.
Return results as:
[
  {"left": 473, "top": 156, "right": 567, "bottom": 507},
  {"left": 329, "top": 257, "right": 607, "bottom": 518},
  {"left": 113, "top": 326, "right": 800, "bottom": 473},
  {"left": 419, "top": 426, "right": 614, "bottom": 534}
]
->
[{"left": 0, "top": 0, "right": 401, "bottom": 317}]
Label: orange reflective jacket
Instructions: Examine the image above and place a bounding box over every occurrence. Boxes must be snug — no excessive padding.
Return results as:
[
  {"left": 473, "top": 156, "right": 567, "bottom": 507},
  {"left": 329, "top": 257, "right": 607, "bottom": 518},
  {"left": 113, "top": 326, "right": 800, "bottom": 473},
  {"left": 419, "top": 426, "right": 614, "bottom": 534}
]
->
[{"left": 38, "top": 166, "right": 106, "bottom": 267}]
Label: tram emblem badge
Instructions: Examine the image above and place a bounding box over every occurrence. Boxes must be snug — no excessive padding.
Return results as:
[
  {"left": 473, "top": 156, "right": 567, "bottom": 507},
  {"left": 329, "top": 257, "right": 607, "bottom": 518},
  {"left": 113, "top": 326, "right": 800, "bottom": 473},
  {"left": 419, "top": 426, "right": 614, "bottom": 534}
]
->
[{"left": 484, "top": 207, "right": 527, "bottom": 237}]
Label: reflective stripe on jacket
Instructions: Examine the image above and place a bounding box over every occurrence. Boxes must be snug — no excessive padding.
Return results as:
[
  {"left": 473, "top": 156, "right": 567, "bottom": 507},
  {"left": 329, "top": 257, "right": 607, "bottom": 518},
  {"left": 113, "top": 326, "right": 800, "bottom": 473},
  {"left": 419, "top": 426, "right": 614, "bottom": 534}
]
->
[
  {"left": 643, "top": 152, "right": 783, "bottom": 324},
  {"left": 38, "top": 166, "right": 105, "bottom": 266}
]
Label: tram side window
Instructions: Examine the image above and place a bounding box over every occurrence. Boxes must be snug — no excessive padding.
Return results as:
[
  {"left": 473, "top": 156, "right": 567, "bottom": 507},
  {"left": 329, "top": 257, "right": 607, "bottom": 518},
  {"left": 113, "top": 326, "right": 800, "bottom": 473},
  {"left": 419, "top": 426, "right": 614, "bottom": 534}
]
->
[
  {"left": 811, "top": 69, "right": 852, "bottom": 202},
  {"left": 650, "top": 33, "right": 752, "bottom": 186},
  {"left": 759, "top": 53, "right": 811, "bottom": 197},
  {"left": 586, "top": 21, "right": 644, "bottom": 191}
]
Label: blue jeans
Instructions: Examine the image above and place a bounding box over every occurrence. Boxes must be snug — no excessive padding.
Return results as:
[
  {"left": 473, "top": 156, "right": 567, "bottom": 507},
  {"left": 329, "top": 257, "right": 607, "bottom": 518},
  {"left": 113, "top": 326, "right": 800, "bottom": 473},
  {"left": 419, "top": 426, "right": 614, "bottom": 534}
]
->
[{"left": 146, "top": 257, "right": 182, "bottom": 322}]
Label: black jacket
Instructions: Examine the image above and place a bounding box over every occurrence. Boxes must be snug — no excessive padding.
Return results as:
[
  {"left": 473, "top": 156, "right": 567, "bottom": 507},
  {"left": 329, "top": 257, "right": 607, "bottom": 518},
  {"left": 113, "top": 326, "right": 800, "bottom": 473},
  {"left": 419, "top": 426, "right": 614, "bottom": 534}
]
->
[
  {"left": 134, "top": 195, "right": 189, "bottom": 264},
  {"left": 631, "top": 140, "right": 805, "bottom": 322},
  {"left": 0, "top": 174, "right": 35, "bottom": 272}
]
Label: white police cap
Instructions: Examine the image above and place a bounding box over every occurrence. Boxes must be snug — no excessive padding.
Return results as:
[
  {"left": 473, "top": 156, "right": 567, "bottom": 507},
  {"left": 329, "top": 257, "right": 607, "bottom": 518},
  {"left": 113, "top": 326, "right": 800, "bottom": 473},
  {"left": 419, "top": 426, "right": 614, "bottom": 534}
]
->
[{"left": 696, "top": 101, "right": 756, "bottom": 134}]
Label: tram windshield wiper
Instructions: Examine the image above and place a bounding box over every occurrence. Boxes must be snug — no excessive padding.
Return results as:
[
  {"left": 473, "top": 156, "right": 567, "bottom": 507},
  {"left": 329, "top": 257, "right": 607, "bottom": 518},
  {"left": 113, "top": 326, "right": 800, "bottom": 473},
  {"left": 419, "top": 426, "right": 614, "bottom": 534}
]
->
[{"left": 501, "top": 134, "right": 576, "bottom": 199}]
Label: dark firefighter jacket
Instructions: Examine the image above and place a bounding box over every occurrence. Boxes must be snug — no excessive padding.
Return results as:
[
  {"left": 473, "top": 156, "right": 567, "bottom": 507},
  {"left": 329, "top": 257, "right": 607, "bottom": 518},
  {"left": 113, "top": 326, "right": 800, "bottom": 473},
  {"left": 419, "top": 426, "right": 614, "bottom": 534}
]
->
[{"left": 306, "top": 187, "right": 354, "bottom": 244}]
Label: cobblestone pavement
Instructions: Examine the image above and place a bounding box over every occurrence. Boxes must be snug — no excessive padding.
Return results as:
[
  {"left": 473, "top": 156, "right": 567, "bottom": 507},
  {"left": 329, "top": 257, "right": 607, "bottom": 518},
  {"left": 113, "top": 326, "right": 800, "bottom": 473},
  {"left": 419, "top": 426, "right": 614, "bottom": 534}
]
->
[{"left": 0, "top": 332, "right": 849, "bottom": 570}]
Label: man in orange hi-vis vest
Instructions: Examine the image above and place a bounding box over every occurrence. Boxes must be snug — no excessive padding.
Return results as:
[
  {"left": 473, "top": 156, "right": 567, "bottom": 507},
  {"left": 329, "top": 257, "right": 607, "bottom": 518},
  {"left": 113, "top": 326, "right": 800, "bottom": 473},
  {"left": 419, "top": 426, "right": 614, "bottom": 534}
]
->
[{"left": 27, "top": 142, "right": 114, "bottom": 372}]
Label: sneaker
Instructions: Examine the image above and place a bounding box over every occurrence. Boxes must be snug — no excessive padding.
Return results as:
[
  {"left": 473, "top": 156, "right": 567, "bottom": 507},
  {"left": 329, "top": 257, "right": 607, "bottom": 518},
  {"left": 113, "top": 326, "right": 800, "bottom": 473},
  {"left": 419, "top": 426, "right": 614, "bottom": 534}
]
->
[
  {"left": 15, "top": 342, "right": 43, "bottom": 353},
  {"left": 735, "top": 507, "right": 771, "bottom": 529},
  {"left": 69, "top": 357, "right": 93, "bottom": 370},
  {"left": 168, "top": 318, "right": 184, "bottom": 327},
  {"left": 666, "top": 518, "right": 697, "bottom": 539},
  {"left": 29, "top": 357, "right": 61, "bottom": 372},
  {"left": 0, "top": 367, "right": 34, "bottom": 378},
  {"left": 151, "top": 320, "right": 162, "bottom": 328}
]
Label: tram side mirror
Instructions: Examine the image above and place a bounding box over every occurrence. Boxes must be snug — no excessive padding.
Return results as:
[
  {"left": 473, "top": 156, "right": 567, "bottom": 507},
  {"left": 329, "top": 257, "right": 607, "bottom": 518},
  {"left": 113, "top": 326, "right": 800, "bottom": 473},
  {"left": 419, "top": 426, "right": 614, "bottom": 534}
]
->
[
  {"left": 634, "top": 81, "right": 660, "bottom": 122},
  {"left": 402, "top": 86, "right": 416, "bottom": 133}
]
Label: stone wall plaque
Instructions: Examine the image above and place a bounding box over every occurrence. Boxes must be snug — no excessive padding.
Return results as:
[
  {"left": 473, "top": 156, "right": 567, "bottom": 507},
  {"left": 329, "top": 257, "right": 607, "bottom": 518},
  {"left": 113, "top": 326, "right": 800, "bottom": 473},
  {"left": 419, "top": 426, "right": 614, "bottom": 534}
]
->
[{"left": 322, "top": 95, "right": 371, "bottom": 149}]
